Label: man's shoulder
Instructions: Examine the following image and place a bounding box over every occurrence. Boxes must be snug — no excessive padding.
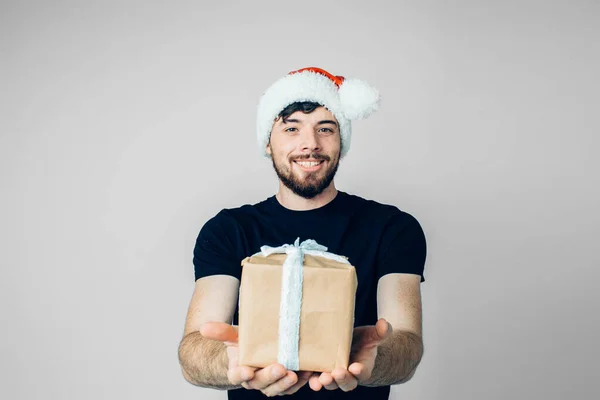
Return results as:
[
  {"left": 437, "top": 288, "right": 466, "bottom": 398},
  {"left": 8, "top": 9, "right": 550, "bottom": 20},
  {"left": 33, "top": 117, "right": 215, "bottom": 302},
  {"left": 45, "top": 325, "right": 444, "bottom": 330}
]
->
[
  {"left": 208, "top": 196, "right": 272, "bottom": 222},
  {"left": 343, "top": 191, "right": 414, "bottom": 221}
]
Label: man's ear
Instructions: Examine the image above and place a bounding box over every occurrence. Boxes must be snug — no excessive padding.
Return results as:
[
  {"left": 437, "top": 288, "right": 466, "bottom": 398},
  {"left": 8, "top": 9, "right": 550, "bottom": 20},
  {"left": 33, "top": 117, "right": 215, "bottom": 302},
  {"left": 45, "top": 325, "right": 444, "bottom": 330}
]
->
[{"left": 266, "top": 140, "right": 272, "bottom": 155}]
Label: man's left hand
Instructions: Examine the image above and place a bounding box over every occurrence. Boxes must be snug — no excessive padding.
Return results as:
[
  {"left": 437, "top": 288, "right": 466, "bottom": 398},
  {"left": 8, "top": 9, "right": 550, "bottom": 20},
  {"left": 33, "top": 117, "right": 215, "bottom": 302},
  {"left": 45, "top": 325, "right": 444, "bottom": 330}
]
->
[{"left": 308, "top": 318, "right": 392, "bottom": 392}]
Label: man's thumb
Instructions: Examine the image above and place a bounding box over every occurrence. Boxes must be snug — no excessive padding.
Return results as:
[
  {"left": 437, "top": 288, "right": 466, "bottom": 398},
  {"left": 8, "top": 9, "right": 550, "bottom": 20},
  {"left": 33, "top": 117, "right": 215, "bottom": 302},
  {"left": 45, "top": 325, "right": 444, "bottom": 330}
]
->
[
  {"left": 357, "top": 319, "right": 393, "bottom": 347},
  {"left": 374, "top": 319, "right": 393, "bottom": 342}
]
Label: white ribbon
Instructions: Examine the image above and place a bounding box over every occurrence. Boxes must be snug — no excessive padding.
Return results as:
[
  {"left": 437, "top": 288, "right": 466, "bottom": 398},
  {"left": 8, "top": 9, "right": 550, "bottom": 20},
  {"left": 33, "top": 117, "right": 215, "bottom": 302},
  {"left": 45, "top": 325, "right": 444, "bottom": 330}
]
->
[{"left": 253, "top": 238, "right": 349, "bottom": 370}]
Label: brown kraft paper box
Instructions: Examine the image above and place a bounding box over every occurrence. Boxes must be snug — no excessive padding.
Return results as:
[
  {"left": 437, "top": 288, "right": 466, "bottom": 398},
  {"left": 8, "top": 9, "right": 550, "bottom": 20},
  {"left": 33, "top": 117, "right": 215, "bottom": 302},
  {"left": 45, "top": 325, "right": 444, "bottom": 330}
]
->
[{"left": 237, "top": 253, "right": 358, "bottom": 373}]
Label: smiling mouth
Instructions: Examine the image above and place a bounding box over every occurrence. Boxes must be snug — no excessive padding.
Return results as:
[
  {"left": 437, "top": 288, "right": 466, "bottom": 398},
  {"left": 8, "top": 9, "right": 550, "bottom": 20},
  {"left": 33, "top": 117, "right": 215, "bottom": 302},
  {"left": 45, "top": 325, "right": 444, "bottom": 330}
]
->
[{"left": 293, "top": 160, "right": 325, "bottom": 171}]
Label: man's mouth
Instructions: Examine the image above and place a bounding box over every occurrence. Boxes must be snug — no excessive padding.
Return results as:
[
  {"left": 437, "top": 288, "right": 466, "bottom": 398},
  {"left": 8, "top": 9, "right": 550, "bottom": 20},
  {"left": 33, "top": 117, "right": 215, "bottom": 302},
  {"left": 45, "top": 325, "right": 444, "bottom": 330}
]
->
[{"left": 293, "top": 160, "right": 325, "bottom": 172}]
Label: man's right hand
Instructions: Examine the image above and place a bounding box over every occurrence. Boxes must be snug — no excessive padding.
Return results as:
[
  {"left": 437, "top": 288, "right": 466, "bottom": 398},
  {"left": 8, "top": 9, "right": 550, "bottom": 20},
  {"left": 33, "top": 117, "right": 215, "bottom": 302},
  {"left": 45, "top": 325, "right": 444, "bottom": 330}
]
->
[{"left": 200, "top": 322, "right": 310, "bottom": 396}]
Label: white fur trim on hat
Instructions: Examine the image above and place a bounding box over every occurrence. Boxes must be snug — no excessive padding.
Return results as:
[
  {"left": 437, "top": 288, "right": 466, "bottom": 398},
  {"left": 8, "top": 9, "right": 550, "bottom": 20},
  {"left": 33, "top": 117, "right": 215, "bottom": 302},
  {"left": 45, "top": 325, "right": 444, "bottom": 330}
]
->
[
  {"left": 338, "top": 78, "right": 380, "bottom": 120},
  {"left": 256, "top": 69, "right": 379, "bottom": 159}
]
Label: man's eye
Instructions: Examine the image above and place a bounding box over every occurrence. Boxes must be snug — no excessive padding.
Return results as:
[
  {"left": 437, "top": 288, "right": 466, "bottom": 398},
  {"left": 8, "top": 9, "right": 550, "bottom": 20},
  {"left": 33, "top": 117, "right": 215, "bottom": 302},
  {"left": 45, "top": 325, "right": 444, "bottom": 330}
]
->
[
  {"left": 319, "top": 128, "right": 333, "bottom": 133},
  {"left": 284, "top": 128, "right": 298, "bottom": 132}
]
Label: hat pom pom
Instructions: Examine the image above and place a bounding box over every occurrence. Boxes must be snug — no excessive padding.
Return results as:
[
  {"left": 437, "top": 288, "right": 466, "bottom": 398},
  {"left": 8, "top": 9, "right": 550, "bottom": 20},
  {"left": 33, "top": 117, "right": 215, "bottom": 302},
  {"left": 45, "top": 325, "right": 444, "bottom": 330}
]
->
[{"left": 338, "top": 78, "right": 380, "bottom": 120}]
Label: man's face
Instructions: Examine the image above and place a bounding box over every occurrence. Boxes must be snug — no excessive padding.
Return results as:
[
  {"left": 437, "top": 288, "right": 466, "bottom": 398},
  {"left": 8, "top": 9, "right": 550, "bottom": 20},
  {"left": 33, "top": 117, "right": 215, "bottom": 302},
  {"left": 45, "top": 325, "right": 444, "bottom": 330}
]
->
[{"left": 266, "top": 106, "right": 341, "bottom": 199}]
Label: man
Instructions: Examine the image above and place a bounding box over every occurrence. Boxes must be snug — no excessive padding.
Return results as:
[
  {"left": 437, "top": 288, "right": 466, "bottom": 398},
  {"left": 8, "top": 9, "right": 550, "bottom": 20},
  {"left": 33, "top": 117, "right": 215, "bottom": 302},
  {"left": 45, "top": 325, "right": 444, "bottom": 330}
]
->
[{"left": 178, "top": 67, "right": 427, "bottom": 399}]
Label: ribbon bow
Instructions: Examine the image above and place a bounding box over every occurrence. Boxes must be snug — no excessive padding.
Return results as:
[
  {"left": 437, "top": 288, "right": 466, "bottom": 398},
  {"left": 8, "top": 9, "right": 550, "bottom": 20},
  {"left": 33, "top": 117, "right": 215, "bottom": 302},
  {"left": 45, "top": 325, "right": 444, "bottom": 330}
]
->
[
  {"left": 256, "top": 238, "right": 350, "bottom": 265},
  {"left": 253, "top": 238, "right": 348, "bottom": 370}
]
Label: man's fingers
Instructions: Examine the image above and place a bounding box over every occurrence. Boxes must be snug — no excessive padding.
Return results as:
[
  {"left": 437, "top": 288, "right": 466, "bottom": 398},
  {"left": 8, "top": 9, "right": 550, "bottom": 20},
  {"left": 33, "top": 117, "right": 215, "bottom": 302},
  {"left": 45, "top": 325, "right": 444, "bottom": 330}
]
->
[
  {"left": 348, "top": 362, "right": 371, "bottom": 382},
  {"left": 199, "top": 322, "right": 238, "bottom": 344},
  {"left": 280, "top": 371, "right": 312, "bottom": 395},
  {"left": 308, "top": 373, "right": 323, "bottom": 391},
  {"left": 309, "top": 369, "right": 361, "bottom": 392},
  {"left": 319, "top": 372, "right": 339, "bottom": 390},
  {"left": 260, "top": 371, "right": 298, "bottom": 397},
  {"left": 228, "top": 366, "right": 256, "bottom": 385},
  {"left": 318, "top": 372, "right": 333, "bottom": 386},
  {"left": 331, "top": 368, "right": 358, "bottom": 392},
  {"left": 244, "top": 363, "right": 287, "bottom": 390}
]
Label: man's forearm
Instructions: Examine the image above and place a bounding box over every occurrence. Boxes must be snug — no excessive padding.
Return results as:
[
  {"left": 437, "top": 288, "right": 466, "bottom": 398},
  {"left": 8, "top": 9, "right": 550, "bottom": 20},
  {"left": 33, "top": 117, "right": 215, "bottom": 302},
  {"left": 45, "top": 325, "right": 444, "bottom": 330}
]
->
[
  {"left": 361, "top": 330, "right": 424, "bottom": 387},
  {"left": 178, "top": 331, "right": 239, "bottom": 390}
]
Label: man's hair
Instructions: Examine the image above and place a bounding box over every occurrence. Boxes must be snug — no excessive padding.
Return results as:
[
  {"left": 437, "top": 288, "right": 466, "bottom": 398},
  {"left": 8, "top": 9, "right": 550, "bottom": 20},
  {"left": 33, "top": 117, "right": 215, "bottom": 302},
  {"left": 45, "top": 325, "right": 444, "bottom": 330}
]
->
[{"left": 278, "top": 102, "right": 323, "bottom": 123}]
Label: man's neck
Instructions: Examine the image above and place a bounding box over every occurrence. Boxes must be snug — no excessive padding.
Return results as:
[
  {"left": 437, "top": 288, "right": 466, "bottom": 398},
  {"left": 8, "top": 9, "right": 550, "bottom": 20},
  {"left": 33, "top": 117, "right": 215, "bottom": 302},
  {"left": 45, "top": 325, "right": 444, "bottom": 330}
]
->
[{"left": 275, "top": 183, "right": 338, "bottom": 211}]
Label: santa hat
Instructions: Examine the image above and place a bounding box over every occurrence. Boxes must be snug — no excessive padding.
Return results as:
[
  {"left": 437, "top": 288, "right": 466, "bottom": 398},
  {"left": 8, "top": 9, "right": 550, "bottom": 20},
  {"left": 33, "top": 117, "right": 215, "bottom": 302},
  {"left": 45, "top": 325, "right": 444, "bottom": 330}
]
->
[{"left": 257, "top": 67, "right": 380, "bottom": 158}]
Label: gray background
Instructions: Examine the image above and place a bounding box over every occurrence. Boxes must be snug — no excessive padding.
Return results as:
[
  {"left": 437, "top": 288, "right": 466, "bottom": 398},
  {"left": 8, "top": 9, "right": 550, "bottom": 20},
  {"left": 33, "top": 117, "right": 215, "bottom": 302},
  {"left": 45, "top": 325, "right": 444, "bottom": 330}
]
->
[{"left": 1, "top": 0, "right": 598, "bottom": 399}]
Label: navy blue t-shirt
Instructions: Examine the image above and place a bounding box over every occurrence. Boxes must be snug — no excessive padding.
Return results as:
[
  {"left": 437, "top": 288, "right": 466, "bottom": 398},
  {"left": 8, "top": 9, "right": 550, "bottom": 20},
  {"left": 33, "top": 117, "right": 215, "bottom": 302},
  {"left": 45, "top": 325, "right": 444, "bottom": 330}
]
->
[{"left": 193, "top": 190, "right": 427, "bottom": 400}]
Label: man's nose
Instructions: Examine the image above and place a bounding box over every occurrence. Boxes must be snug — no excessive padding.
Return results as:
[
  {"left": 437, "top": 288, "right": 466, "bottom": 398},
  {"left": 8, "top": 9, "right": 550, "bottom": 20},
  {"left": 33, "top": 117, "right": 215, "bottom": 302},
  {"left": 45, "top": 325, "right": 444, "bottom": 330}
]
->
[{"left": 299, "top": 129, "right": 321, "bottom": 152}]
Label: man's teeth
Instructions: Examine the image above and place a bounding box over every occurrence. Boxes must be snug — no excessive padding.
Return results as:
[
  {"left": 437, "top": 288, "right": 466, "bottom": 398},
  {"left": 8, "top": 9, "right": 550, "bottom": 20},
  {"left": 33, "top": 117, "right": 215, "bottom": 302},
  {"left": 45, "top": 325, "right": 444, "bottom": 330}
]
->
[{"left": 296, "top": 161, "right": 322, "bottom": 167}]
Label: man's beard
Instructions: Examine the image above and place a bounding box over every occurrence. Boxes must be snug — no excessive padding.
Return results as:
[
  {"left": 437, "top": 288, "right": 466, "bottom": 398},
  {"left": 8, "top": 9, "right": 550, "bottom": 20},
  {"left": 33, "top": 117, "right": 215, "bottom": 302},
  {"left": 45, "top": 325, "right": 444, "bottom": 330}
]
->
[{"left": 271, "top": 153, "right": 340, "bottom": 199}]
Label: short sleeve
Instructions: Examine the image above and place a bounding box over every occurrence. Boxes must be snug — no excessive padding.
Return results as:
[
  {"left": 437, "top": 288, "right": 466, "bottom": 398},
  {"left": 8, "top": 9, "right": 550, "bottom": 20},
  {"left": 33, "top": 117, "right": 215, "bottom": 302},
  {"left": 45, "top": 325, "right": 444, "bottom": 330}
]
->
[
  {"left": 193, "top": 210, "right": 246, "bottom": 281},
  {"left": 377, "top": 211, "right": 427, "bottom": 282}
]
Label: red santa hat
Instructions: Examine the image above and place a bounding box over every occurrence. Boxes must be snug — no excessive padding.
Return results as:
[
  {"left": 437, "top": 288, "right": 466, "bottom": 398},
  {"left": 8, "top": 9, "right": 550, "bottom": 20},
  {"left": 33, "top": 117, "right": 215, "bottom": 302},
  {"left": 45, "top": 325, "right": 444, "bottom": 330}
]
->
[{"left": 257, "top": 67, "right": 380, "bottom": 158}]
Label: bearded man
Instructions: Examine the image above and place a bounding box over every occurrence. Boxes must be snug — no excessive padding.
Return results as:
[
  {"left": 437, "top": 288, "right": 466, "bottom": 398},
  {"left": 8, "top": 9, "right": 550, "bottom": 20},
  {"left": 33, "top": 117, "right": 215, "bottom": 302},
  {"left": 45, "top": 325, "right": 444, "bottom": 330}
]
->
[{"left": 178, "top": 67, "right": 427, "bottom": 400}]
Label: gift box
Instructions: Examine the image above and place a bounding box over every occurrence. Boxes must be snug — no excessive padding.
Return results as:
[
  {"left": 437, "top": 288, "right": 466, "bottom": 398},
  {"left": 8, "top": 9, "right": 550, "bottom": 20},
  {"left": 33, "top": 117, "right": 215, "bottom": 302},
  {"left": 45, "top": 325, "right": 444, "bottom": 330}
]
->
[{"left": 238, "top": 239, "right": 358, "bottom": 373}]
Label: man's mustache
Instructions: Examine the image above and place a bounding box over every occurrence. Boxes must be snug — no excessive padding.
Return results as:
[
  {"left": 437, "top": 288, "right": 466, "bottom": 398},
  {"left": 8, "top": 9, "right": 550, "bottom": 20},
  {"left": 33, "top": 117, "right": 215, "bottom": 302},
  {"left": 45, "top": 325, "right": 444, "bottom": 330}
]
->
[{"left": 291, "top": 154, "right": 330, "bottom": 161}]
